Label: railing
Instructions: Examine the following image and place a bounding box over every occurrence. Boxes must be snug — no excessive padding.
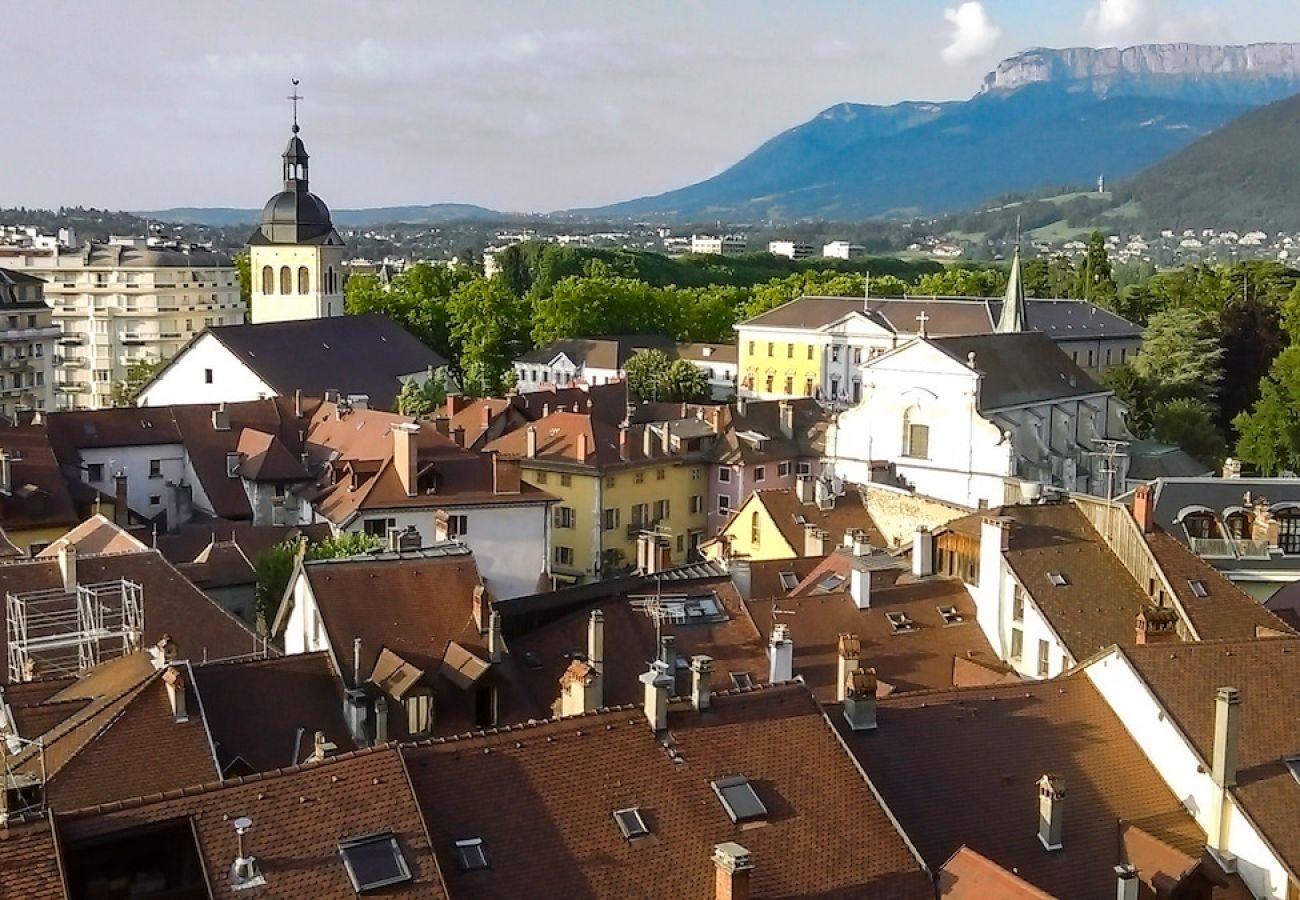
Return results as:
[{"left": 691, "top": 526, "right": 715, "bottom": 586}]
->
[
  {"left": 1188, "top": 536, "right": 1273, "bottom": 560},
  {"left": 54, "top": 381, "right": 88, "bottom": 393},
  {"left": 0, "top": 326, "right": 60, "bottom": 342},
  {"left": 119, "top": 332, "right": 148, "bottom": 344},
  {"left": 57, "top": 333, "right": 86, "bottom": 345},
  {"left": 53, "top": 355, "right": 87, "bottom": 369}
]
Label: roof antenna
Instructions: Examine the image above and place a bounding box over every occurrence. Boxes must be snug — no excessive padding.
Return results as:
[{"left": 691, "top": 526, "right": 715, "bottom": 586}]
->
[{"left": 288, "top": 79, "right": 303, "bottom": 134}]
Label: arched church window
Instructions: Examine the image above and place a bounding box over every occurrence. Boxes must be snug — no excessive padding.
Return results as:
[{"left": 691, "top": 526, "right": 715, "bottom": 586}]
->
[
  {"left": 902, "top": 406, "right": 930, "bottom": 459},
  {"left": 261, "top": 266, "right": 274, "bottom": 295},
  {"left": 326, "top": 266, "right": 336, "bottom": 294},
  {"left": 298, "top": 266, "right": 310, "bottom": 294},
  {"left": 279, "top": 266, "right": 292, "bottom": 295}
]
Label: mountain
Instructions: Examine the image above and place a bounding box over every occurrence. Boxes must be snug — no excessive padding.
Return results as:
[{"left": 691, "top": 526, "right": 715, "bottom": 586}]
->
[
  {"left": 137, "top": 203, "right": 505, "bottom": 228},
  {"left": 591, "top": 43, "right": 1300, "bottom": 222},
  {"left": 1127, "top": 92, "right": 1300, "bottom": 230}
]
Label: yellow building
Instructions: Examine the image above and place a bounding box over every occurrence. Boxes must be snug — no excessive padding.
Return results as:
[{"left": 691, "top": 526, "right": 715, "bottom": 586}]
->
[
  {"left": 0, "top": 426, "right": 113, "bottom": 556},
  {"left": 707, "top": 480, "right": 885, "bottom": 563},
  {"left": 486, "top": 412, "right": 710, "bottom": 582}
]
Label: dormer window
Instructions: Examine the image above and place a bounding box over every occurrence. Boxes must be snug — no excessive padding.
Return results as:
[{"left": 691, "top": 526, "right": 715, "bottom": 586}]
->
[{"left": 886, "top": 611, "right": 915, "bottom": 633}]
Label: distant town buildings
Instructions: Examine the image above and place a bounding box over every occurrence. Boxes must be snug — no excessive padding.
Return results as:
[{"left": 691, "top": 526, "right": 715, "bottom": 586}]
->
[
  {"left": 822, "top": 240, "right": 864, "bottom": 259},
  {"left": 690, "top": 234, "right": 746, "bottom": 256},
  {"left": 0, "top": 269, "right": 58, "bottom": 417},
  {"left": 513, "top": 336, "right": 737, "bottom": 400},
  {"left": 767, "top": 240, "right": 813, "bottom": 259}
]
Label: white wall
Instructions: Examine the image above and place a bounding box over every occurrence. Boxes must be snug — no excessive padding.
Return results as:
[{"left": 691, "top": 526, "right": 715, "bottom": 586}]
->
[
  {"left": 79, "top": 443, "right": 186, "bottom": 516},
  {"left": 282, "top": 569, "right": 330, "bottom": 658},
  {"left": 137, "top": 334, "right": 277, "bottom": 407}
]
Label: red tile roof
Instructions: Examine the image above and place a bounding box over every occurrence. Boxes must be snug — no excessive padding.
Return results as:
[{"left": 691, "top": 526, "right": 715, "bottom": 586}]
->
[
  {"left": 0, "top": 821, "right": 65, "bottom": 900},
  {"left": 0, "top": 425, "right": 79, "bottom": 533},
  {"left": 751, "top": 484, "right": 886, "bottom": 556}
]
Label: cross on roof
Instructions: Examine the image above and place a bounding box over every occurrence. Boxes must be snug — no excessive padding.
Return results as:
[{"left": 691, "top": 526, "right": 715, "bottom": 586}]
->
[
  {"left": 915, "top": 310, "right": 930, "bottom": 337},
  {"left": 288, "top": 79, "right": 303, "bottom": 134}
]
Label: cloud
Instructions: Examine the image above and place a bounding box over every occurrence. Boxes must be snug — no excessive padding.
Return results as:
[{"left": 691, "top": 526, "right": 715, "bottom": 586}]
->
[
  {"left": 941, "top": 2, "right": 1002, "bottom": 66},
  {"left": 1083, "top": 0, "right": 1228, "bottom": 44},
  {"left": 1084, "top": 0, "right": 1148, "bottom": 38}
]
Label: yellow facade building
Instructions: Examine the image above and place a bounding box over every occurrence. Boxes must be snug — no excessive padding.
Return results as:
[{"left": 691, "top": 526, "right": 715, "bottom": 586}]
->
[{"left": 707, "top": 481, "right": 886, "bottom": 563}]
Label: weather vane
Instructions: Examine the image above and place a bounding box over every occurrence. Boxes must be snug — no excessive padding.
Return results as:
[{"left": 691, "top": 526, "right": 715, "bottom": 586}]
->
[{"left": 288, "top": 79, "right": 303, "bottom": 134}]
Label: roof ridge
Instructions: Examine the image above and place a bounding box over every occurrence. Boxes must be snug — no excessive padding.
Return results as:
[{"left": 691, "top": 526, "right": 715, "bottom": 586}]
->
[{"left": 191, "top": 648, "right": 333, "bottom": 672}]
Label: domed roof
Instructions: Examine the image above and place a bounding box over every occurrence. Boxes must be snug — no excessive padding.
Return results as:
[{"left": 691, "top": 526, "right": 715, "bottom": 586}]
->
[{"left": 257, "top": 189, "right": 335, "bottom": 244}]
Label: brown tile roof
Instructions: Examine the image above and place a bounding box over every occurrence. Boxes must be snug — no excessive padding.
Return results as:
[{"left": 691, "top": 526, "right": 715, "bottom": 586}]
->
[
  {"left": 36, "top": 514, "right": 149, "bottom": 557},
  {"left": 1001, "top": 502, "right": 1152, "bottom": 660},
  {"left": 0, "top": 550, "right": 267, "bottom": 682},
  {"left": 0, "top": 821, "right": 65, "bottom": 900},
  {"left": 1119, "top": 638, "right": 1300, "bottom": 877},
  {"left": 706, "top": 398, "right": 827, "bottom": 465},
  {"left": 744, "top": 556, "right": 822, "bottom": 600},
  {"left": 1145, "top": 531, "right": 1296, "bottom": 640},
  {"left": 403, "top": 683, "right": 930, "bottom": 899},
  {"left": 152, "top": 520, "right": 330, "bottom": 569},
  {"left": 937, "top": 846, "right": 1054, "bottom": 899},
  {"left": 840, "top": 673, "right": 1214, "bottom": 899},
  {"left": 753, "top": 484, "right": 886, "bottom": 556},
  {"left": 190, "top": 651, "right": 357, "bottom": 775},
  {"left": 58, "top": 746, "right": 446, "bottom": 899},
  {"left": 748, "top": 576, "right": 1003, "bottom": 698},
  {"left": 0, "top": 425, "right": 79, "bottom": 533}
]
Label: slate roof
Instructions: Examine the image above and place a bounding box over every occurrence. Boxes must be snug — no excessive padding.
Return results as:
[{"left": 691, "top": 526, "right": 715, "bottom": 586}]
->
[
  {"left": 199, "top": 314, "right": 445, "bottom": 411},
  {"left": 517, "top": 334, "right": 677, "bottom": 368},
  {"left": 926, "top": 332, "right": 1106, "bottom": 410},
  {"left": 840, "top": 674, "right": 1222, "bottom": 899},
  {"left": 403, "top": 683, "right": 931, "bottom": 899}
]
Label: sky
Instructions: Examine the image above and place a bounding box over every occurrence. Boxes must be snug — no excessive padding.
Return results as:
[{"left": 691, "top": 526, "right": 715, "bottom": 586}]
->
[{"left": 5, "top": 0, "right": 1297, "bottom": 213}]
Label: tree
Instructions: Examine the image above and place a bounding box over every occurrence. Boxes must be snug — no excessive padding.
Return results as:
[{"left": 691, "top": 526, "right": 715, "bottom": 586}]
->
[
  {"left": 1218, "top": 294, "right": 1284, "bottom": 431},
  {"left": 1233, "top": 347, "right": 1300, "bottom": 475},
  {"left": 1072, "top": 231, "right": 1117, "bottom": 308},
  {"left": 344, "top": 262, "right": 473, "bottom": 363},
  {"left": 1281, "top": 282, "right": 1300, "bottom": 343},
  {"left": 1151, "top": 398, "right": 1227, "bottom": 469},
  {"left": 623, "top": 349, "right": 672, "bottom": 401},
  {"left": 914, "top": 266, "right": 1007, "bottom": 298},
  {"left": 1022, "top": 255, "right": 1075, "bottom": 299},
  {"left": 234, "top": 250, "right": 251, "bottom": 315},
  {"left": 395, "top": 374, "right": 448, "bottom": 417},
  {"left": 254, "top": 532, "right": 383, "bottom": 622},
  {"left": 1131, "top": 308, "right": 1223, "bottom": 400},
  {"left": 109, "top": 356, "right": 165, "bottom": 407},
  {"left": 447, "top": 278, "right": 531, "bottom": 396},
  {"left": 1102, "top": 365, "right": 1157, "bottom": 437},
  {"left": 663, "top": 358, "right": 709, "bottom": 402}
]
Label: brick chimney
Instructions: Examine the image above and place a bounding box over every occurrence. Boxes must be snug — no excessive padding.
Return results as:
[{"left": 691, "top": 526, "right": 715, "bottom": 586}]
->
[
  {"left": 162, "top": 666, "right": 188, "bottom": 722},
  {"left": 525, "top": 426, "right": 538, "bottom": 459},
  {"left": 639, "top": 660, "right": 673, "bottom": 731},
  {"left": 618, "top": 427, "right": 629, "bottom": 461},
  {"left": 493, "top": 454, "right": 521, "bottom": 494},
  {"left": 1135, "top": 606, "right": 1179, "bottom": 645},
  {"left": 57, "top": 543, "right": 77, "bottom": 593},
  {"left": 446, "top": 395, "right": 469, "bottom": 417},
  {"left": 113, "top": 471, "right": 129, "bottom": 526},
  {"left": 842, "top": 667, "right": 878, "bottom": 731},
  {"left": 712, "top": 842, "right": 754, "bottom": 900},
  {"left": 392, "top": 423, "right": 421, "bottom": 497},
  {"left": 451, "top": 426, "right": 466, "bottom": 448},
  {"left": 768, "top": 623, "right": 793, "bottom": 683},
  {"left": 480, "top": 403, "right": 493, "bottom": 429},
  {"left": 836, "top": 634, "right": 861, "bottom": 702},
  {"left": 1037, "top": 774, "right": 1066, "bottom": 851},
  {"left": 1133, "top": 484, "right": 1155, "bottom": 534},
  {"left": 690, "top": 655, "right": 712, "bottom": 711}
]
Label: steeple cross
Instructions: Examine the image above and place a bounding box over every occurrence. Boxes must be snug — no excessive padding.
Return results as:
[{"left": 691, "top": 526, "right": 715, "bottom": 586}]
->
[
  {"left": 915, "top": 310, "right": 930, "bottom": 338},
  {"left": 288, "top": 79, "right": 303, "bottom": 133}
]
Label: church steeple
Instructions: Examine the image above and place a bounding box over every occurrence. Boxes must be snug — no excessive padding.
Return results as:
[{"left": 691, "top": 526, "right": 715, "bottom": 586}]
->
[
  {"left": 997, "top": 220, "right": 1027, "bottom": 334},
  {"left": 282, "top": 80, "right": 309, "bottom": 189}
]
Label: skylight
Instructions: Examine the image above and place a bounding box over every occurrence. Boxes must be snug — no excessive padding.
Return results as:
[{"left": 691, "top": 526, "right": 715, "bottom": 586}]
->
[
  {"left": 778, "top": 571, "right": 799, "bottom": 591},
  {"left": 1048, "top": 572, "right": 1069, "bottom": 587},
  {"left": 712, "top": 776, "right": 768, "bottom": 824},
  {"left": 1188, "top": 579, "right": 1209, "bottom": 598},
  {"left": 886, "top": 611, "right": 915, "bottom": 633},
  {"left": 338, "top": 832, "right": 413, "bottom": 893},
  {"left": 729, "top": 672, "right": 754, "bottom": 689},
  {"left": 937, "top": 605, "right": 963, "bottom": 626},
  {"left": 454, "top": 837, "right": 489, "bottom": 872},
  {"left": 815, "top": 573, "right": 846, "bottom": 593},
  {"left": 613, "top": 807, "right": 650, "bottom": 840}
]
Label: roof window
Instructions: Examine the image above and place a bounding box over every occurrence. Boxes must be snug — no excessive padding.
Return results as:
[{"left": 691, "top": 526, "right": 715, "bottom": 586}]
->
[
  {"left": 453, "top": 837, "right": 490, "bottom": 872},
  {"left": 338, "top": 832, "right": 413, "bottom": 893},
  {"left": 937, "top": 605, "right": 963, "bottom": 625},
  {"left": 1287, "top": 757, "right": 1300, "bottom": 786},
  {"left": 778, "top": 571, "right": 799, "bottom": 591},
  {"left": 712, "top": 776, "right": 768, "bottom": 824},
  {"left": 613, "top": 807, "right": 650, "bottom": 840},
  {"left": 815, "top": 573, "right": 846, "bottom": 593},
  {"left": 729, "top": 671, "right": 754, "bottom": 689},
  {"left": 886, "top": 611, "right": 916, "bottom": 633},
  {"left": 1047, "top": 572, "right": 1069, "bottom": 587},
  {"left": 1188, "top": 579, "right": 1209, "bottom": 598}
]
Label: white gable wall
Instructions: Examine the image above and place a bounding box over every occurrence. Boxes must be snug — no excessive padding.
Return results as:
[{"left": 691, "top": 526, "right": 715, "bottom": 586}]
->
[
  {"left": 137, "top": 334, "right": 278, "bottom": 407},
  {"left": 282, "top": 568, "right": 330, "bottom": 657}
]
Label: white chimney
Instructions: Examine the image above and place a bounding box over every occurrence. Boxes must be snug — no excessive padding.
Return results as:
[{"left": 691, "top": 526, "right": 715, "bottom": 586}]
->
[
  {"left": 230, "top": 817, "right": 264, "bottom": 890},
  {"left": 712, "top": 842, "right": 754, "bottom": 900},
  {"left": 374, "top": 697, "right": 389, "bottom": 746},
  {"left": 639, "top": 660, "right": 673, "bottom": 731},
  {"left": 912, "top": 527, "right": 934, "bottom": 577},
  {"left": 796, "top": 474, "right": 816, "bottom": 505},
  {"left": 658, "top": 634, "right": 677, "bottom": 686},
  {"left": 587, "top": 609, "right": 604, "bottom": 676},
  {"left": 690, "top": 655, "right": 713, "bottom": 711},
  {"left": 768, "top": 624, "right": 793, "bottom": 683},
  {"left": 212, "top": 402, "right": 230, "bottom": 431},
  {"left": 392, "top": 423, "right": 420, "bottom": 497},
  {"left": 488, "top": 610, "right": 504, "bottom": 664},
  {"left": 836, "top": 634, "right": 860, "bottom": 702},
  {"left": 560, "top": 660, "right": 601, "bottom": 716},
  {"left": 525, "top": 426, "right": 538, "bottom": 459},
  {"left": 1208, "top": 686, "right": 1241, "bottom": 860},
  {"left": 162, "top": 666, "right": 188, "bottom": 722},
  {"left": 815, "top": 477, "right": 833, "bottom": 510},
  {"left": 849, "top": 566, "right": 870, "bottom": 610},
  {"left": 778, "top": 400, "right": 794, "bottom": 439},
  {"left": 842, "top": 667, "right": 878, "bottom": 731},
  {"left": 642, "top": 425, "right": 655, "bottom": 458},
  {"left": 307, "top": 729, "right": 339, "bottom": 762},
  {"left": 1037, "top": 774, "right": 1066, "bottom": 851},
  {"left": 0, "top": 450, "right": 11, "bottom": 494},
  {"left": 57, "top": 543, "right": 77, "bottom": 593},
  {"left": 1114, "top": 865, "right": 1138, "bottom": 900}
]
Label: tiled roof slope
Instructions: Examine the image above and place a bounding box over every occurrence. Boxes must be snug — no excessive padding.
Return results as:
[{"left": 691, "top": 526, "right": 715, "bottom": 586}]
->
[
  {"left": 841, "top": 674, "right": 1215, "bottom": 899},
  {"left": 0, "top": 821, "right": 65, "bottom": 900},
  {"left": 1121, "top": 638, "right": 1300, "bottom": 876},
  {"left": 59, "top": 747, "right": 446, "bottom": 899},
  {"left": 927, "top": 332, "right": 1104, "bottom": 410},
  {"left": 755, "top": 484, "right": 886, "bottom": 552},
  {"left": 403, "top": 684, "right": 931, "bottom": 899},
  {"left": 0, "top": 426, "right": 80, "bottom": 533}
]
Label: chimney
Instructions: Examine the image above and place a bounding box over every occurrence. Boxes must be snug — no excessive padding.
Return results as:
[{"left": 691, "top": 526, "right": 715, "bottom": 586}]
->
[
  {"left": 587, "top": 609, "right": 604, "bottom": 676},
  {"left": 57, "top": 543, "right": 77, "bottom": 593},
  {"left": 393, "top": 423, "right": 420, "bottom": 497},
  {"left": 911, "top": 527, "right": 934, "bottom": 577},
  {"left": 560, "top": 659, "right": 601, "bottom": 716},
  {"left": 796, "top": 474, "right": 816, "bottom": 505},
  {"left": 480, "top": 404, "right": 492, "bottom": 429},
  {"left": 661, "top": 423, "right": 672, "bottom": 455},
  {"left": 472, "top": 585, "right": 488, "bottom": 633},
  {"left": 446, "top": 395, "right": 469, "bottom": 417},
  {"left": 294, "top": 388, "right": 303, "bottom": 418},
  {"left": 577, "top": 432, "right": 590, "bottom": 462},
  {"left": 658, "top": 634, "right": 678, "bottom": 691},
  {"left": 803, "top": 526, "right": 827, "bottom": 557},
  {"left": 1133, "top": 484, "right": 1155, "bottom": 534},
  {"left": 1114, "top": 865, "right": 1138, "bottom": 900},
  {"left": 230, "top": 818, "right": 263, "bottom": 890},
  {"left": 836, "top": 634, "right": 861, "bottom": 702},
  {"left": 708, "top": 406, "right": 723, "bottom": 432},
  {"left": 433, "top": 415, "right": 450, "bottom": 437},
  {"left": 981, "top": 516, "right": 1012, "bottom": 553},
  {"left": 0, "top": 450, "right": 10, "bottom": 494},
  {"left": 1222, "top": 457, "right": 1242, "bottom": 479},
  {"left": 1135, "top": 607, "right": 1179, "bottom": 645},
  {"left": 1037, "top": 774, "right": 1066, "bottom": 851},
  {"left": 778, "top": 400, "right": 793, "bottom": 439},
  {"left": 815, "top": 476, "right": 833, "bottom": 510},
  {"left": 306, "top": 730, "right": 338, "bottom": 763},
  {"left": 642, "top": 425, "right": 654, "bottom": 459},
  {"left": 842, "top": 667, "right": 878, "bottom": 731},
  {"left": 344, "top": 688, "right": 367, "bottom": 744},
  {"left": 735, "top": 395, "right": 747, "bottom": 416},
  {"left": 493, "top": 454, "right": 521, "bottom": 494},
  {"left": 488, "top": 610, "right": 504, "bottom": 664},
  {"left": 849, "top": 565, "right": 872, "bottom": 609},
  {"left": 162, "top": 666, "right": 188, "bottom": 722},
  {"left": 212, "top": 402, "right": 230, "bottom": 431},
  {"left": 727, "top": 557, "right": 752, "bottom": 601},
  {"left": 712, "top": 842, "right": 754, "bottom": 900},
  {"left": 113, "top": 471, "right": 129, "bottom": 526},
  {"left": 768, "top": 623, "right": 793, "bottom": 683},
  {"left": 1211, "top": 686, "right": 1240, "bottom": 789},
  {"left": 639, "top": 660, "right": 673, "bottom": 732},
  {"left": 690, "top": 655, "right": 712, "bottom": 710},
  {"left": 451, "top": 426, "right": 466, "bottom": 448},
  {"left": 149, "top": 633, "right": 177, "bottom": 669},
  {"left": 525, "top": 426, "right": 538, "bottom": 459},
  {"left": 374, "top": 696, "right": 389, "bottom": 745},
  {"left": 618, "top": 427, "right": 629, "bottom": 461}
]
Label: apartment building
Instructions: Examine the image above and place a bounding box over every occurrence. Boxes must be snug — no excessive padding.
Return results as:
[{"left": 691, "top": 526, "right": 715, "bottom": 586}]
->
[
  {"left": 767, "top": 240, "right": 814, "bottom": 259},
  {"left": 822, "top": 240, "right": 864, "bottom": 259},
  {"left": 1, "top": 239, "right": 242, "bottom": 410},
  {"left": 689, "top": 234, "right": 746, "bottom": 256},
  {"left": 0, "top": 268, "right": 58, "bottom": 417}
]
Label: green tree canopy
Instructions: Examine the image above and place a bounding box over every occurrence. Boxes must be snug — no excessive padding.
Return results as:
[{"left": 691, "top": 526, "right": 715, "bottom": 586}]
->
[
  {"left": 1072, "top": 231, "right": 1117, "bottom": 308},
  {"left": 447, "top": 278, "right": 532, "bottom": 396},
  {"left": 254, "top": 532, "right": 383, "bottom": 622},
  {"left": 110, "top": 356, "right": 165, "bottom": 407},
  {"left": 1233, "top": 346, "right": 1300, "bottom": 475},
  {"left": 395, "top": 374, "right": 449, "bottom": 417},
  {"left": 344, "top": 262, "right": 473, "bottom": 363},
  {"left": 623, "top": 349, "right": 672, "bottom": 401},
  {"left": 1131, "top": 308, "right": 1224, "bottom": 400},
  {"left": 913, "top": 266, "right": 1007, "bottom": 298},
  {"left": 1151, "top": 398, "right": 1227, "bottom": 470}
]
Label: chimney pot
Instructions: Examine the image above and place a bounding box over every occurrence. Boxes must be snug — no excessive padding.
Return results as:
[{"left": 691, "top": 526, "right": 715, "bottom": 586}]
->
[
  {"left": 712, "top": 842, "right": 754, "bottom": 900},
  {"left": 307, "top": 729, "right": 338, "bottom": 762},
  {"left": 639, "top": 661, "right": 673, "bottom": 732},
  {"left": 1133, "top": 484, "right": 1155, "bottom": 534},
  {"left": 768, "top": 623, "right": 793, "bottom": 683},
  {"left": 690, "top": 655, "right": 713, "bottom": 711},
  {"left": 451, "top": 426, "right": 465, "bottom": 447},
  {"left": 842, "top": 667, "right": 878, "bottom": 731},
  {"left": 1037, "top": 774, "right": 1066, "bottom": 851}
]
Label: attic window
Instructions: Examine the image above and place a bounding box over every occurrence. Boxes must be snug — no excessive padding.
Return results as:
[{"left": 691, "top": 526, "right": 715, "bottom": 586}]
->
[
  {"left": 1047, "top": 572, "right": 1069, "bottom": 587},
  {"left": 613, "top": 807, "right": 650, "bottom": 840},
  {"left": 338, "top": 832, "right": 413, "bottom": 893},
  {"left": 453, "top": 837, "right": 490, "bottom": 872},
  {"left": 937, "top": 605, "right": 963, "bottom": 625},
  {"left": 141, "top": 419, "right": 154, "bottom": 429},
  {"left": 1188, "top": 579, "right": 1209, "bottom": 598},
  {"left": 778, "top": 571, "right": 799, "bottom": 591},
  {"left": 815, "top": 573, "right": 846, "bottom": 593},
  {"left": 729, "top": 672, "right": 754, "bottom": 689},
  {"left": 886, "top": 611, "right": 915, "bottom": 633},
  {"left": 792, "top": 514, "right": 807, "bottom": 526},
  {"left": 711, "top": 776, "right": 768, "bottom": 824}
]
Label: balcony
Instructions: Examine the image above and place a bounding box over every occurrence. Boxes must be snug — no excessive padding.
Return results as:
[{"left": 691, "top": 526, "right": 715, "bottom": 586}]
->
[
  {"left": 54, "top": 381, "right": 88, "bottom": 393},
  {"left": 120, "top": 332, "right": 148, "bottom": 345},
  {"left": 158, "top": 331, "right": 184, "bottom": 339},
  {"left": 0, "top": 326, "right": 60, "bottom": 342},
  {"left": 1188, "top": 536, "right": 1272, "bottom": 560},
  {"left": 0, "top": 356, "right": 33, "bottom": 371},
  {"left": 57, "top": 333, "right": 86, "bottom": 346},
  {"left": 54, "top": 355, "right": 87, "bottom": 369}
]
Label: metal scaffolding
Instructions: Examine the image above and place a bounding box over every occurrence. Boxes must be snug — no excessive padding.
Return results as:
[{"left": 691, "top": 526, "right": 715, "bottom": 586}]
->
[{"left": 6, "top": 579, "right": 144, "bottom": 682}]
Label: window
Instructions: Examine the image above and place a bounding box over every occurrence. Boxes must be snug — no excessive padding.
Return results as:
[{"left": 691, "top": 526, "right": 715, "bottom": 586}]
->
[
  {"left": 750, "top": 510, "right": 762, "bottom": 547},
  {"left": 691, "top": 467, "right": 701, "bottom": 480},
  {"left": 796, "top": 462, "right": 812, "bottom": 476},
  {"left": 656, "top": 468, "right": 665, "bottom": 481},
  {"left": 830, "top": 376, "right": 840, "bottom": 399},
  {"left": 747, "top": 341, "right": 755, "bottom": 355},
  {"left": 634, "top": 471, "right": 645, "bottom": 484},
  {"left": 298, "top": 266, "right": 310, "bottom": 294},
  {"left": 85, "top": 463, "right": 104, "bottom": 483},
  {"left": 902, "top": 413, "right": 929, "bottom": 459},
  {"left": 149, "top": 495, "right": 161, "bottom": 506},
  {"left": 203, "top": 367, "right": 213, "bottom": 384},
  {"left": 260, "top": 266, "right": 274, "bottom": 294},
  {"left": 405, "top": 692, "right": 435, "bottom": 735},
  {"left": 784, "top": 376, "right": 794, "bottom": 395},
  {"left": 938, "top": 605, "right": 963, "bottom": 625},
  {"left": 1280, "top": 514, "right": 1300, "bottom": 555},
  {"left": 605, "top": 475, "right": 616, "bottom": 488},
  {"left": 553, "top": 546, "right": 574, "bottom": 566},
  {"left": 754, "top": 465, "right": 765, "bottom": 482},
  {"left": 554, "top": 506, "right": 576, "bottom": 529},
  {"left": 729, "top": 672, "right": 753, "bottom": 689},
  {"left": 778, "top": 570, "right": 799, "bottom": 591},
  {"left": 786, "top": 344, "right": 793, "bottom": 358},
  {"left": 560, "top": 473, "right": 572, "bottom": 487},
  {"left": 453, "top": 838, "right": 489, "bottom": 872},
  {"left": 603, "top": 508, "right": 620, "bottom": 531},
  {"left": 1037, "top": 639, "right": 1050, "bottom": 677},
  {"left": 1012, "top": 588, "right": 1025, "bottom": 623},
  {"left": 149, "top": 459, "right": 162, "bottom": 478},
  {"left": 690, "top": 495, "right": 703, "bottom": 514},
  {"left": 1188, "top": 579, "right": 1209, "bottom": 598},
  {"left": 831, "top": 345, "right": 841, "bottom": 363},
  {"left": 447, "top": 514, "right": 469, "bottom": 537},
  {"left": 535, "top": 471, "right": 548, "bottom": 484},
  {"left": 1010, "top": 627, "right": 1024, "bottom": 660},
  {"left": 777, "top": 462, "right": 791, "bottom": 477},
  {"left": 631, "top": 503, "right": 649, "bottom": 527},
  {"left": 717, "top": 495, "right": 731, "bottom": 515},
  {"left": 363, "top": 517, "right": 397, "bottom": 537},
  {"left": 806, "top": 345, "right": 814, "bottom": 360},
  {"left": 653, "top": 499, "right": 670, "bottom": 520},
  {"left": 804, "top": 378, "right": 814, "bottom": 397},
  {"left": 613, "top": 807, "right": 650, "bottom": 840},
  {"left": 853, "top": 347, "right": 863, "bottom": 365},
  {"left": 766, "top": 342, "right": 774, "bottom": 357},
  {"left": 711, "top": 776, "right": 768, "bottom": 823},
  {"left": 718, "top": 468, "right": 732, "bottom": 484},
  {"left": 279, "top": 266, "right": 292, "bottom": 295},
  {"left": 676, "top": 534, "right": 684, "bottom": 552},
  {"left": 338, "top": 832, "right": 413, "bottom": 893},
  {"left": 1047, "top": 572, "right": 1069, "bottom": 587}
]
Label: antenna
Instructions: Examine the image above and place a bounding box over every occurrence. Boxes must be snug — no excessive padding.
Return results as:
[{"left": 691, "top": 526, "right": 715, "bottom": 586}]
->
[
  {"left": 287, "top": 79, "right": 303, "bottom": 134},
  {"left": 231, "top": 816, "right": 264, "bottom": 889}
]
